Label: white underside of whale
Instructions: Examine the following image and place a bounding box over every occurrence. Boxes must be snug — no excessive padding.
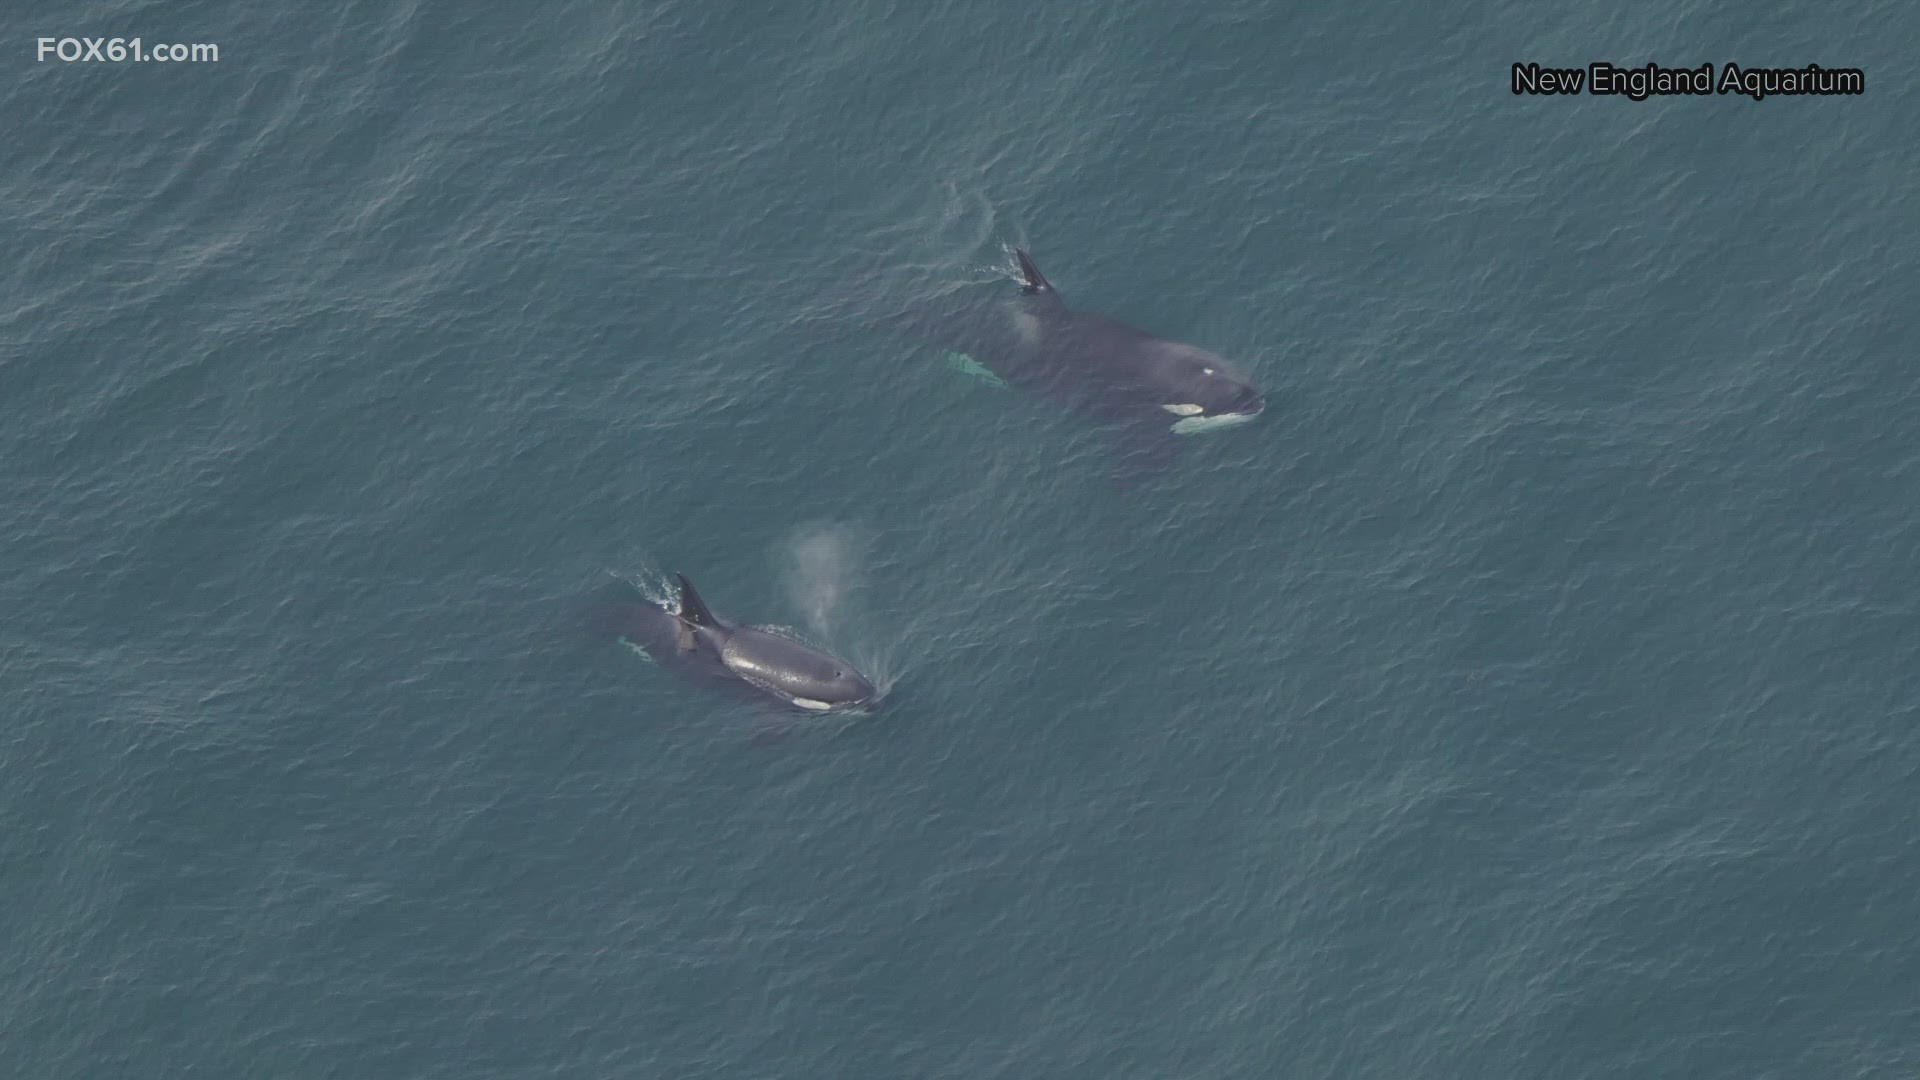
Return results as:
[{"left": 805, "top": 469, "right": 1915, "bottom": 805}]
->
[
  {"left": 945, "top": 355, "right": 1258, "bottom": 436},
  {"left": 1171, "top": 411, "right": 1258, "bottom": 436}
]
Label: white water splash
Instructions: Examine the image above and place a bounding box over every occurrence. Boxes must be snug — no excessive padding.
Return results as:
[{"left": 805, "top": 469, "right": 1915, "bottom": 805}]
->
[{"left": 611, "top": 564, "right": 677, "bottom": 611}]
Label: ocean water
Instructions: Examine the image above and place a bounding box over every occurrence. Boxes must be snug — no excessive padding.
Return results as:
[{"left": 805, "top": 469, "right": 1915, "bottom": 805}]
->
[{"left": 4, "top": 1, "right": 1917, "bottom": 1076}]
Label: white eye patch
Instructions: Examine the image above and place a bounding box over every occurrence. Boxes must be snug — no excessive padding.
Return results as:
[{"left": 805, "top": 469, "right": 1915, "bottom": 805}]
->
[
  {"left": 1202, "top": 367, "right": 1216, "bottom": 375},
  {"left": 1162, "top": 403, "right": 1205, "bottom": 416}
]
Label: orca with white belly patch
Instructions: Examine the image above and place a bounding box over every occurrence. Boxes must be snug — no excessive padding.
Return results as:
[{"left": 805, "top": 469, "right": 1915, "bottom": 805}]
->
[
  {"left": 912, "top": 249, "right": 1265, "bottom": 469},
  {"left": 593, "top": 575, "right": 878, "bottom": 714}
]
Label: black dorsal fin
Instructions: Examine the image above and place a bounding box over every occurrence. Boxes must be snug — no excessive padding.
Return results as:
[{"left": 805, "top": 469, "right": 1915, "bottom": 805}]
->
[
  {"left": 674, "top": 574, "right": 719, "bottom": 628},
  {"left": 1014, "top": 248, "right": 1055, "bottom": 296}
]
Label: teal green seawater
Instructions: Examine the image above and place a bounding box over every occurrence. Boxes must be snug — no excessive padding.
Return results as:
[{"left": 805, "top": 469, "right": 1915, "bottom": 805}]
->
[{"left": 4, "top": 2, "right": 1917, "bottom": 1077}]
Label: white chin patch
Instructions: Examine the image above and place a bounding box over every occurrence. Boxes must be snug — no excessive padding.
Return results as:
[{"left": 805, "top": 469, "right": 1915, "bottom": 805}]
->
[
  {"left": 1171, "top": 411, "right": 1258, "bottom": 436},
  {"left": 791, "top": 697, "right": 835, "bottom": 712},
  {"left": 1161, "top": 403, "right": 1205, "bottom": 416}
]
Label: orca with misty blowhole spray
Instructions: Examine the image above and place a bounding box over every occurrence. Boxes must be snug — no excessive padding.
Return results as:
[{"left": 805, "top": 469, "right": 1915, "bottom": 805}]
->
[{"left": 592, "top": 575, "right": 879, "bottom": 714}]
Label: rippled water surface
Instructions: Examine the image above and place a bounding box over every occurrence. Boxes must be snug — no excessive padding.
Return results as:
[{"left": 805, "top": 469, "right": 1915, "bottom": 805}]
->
[{"left": 4, "top": 2, "right": 1917, "bottom": 1077}]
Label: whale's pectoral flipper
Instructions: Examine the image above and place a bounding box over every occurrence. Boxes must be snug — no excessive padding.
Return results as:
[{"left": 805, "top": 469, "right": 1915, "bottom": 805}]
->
[
  {"left": 1014, "top": 248, "right": 1055, "bottom": 297},
  {"left": 944, "top": 351, "right": 1008, "bottom": 388}
]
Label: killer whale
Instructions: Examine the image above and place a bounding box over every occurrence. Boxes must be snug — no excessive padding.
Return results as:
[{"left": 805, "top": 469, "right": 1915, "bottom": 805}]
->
[
  {"left": 910, "top": 249, "right": 1265, "bottom": 461},
  {"left": 593, "top": 575, "right": 878, "bottom": 714}
]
